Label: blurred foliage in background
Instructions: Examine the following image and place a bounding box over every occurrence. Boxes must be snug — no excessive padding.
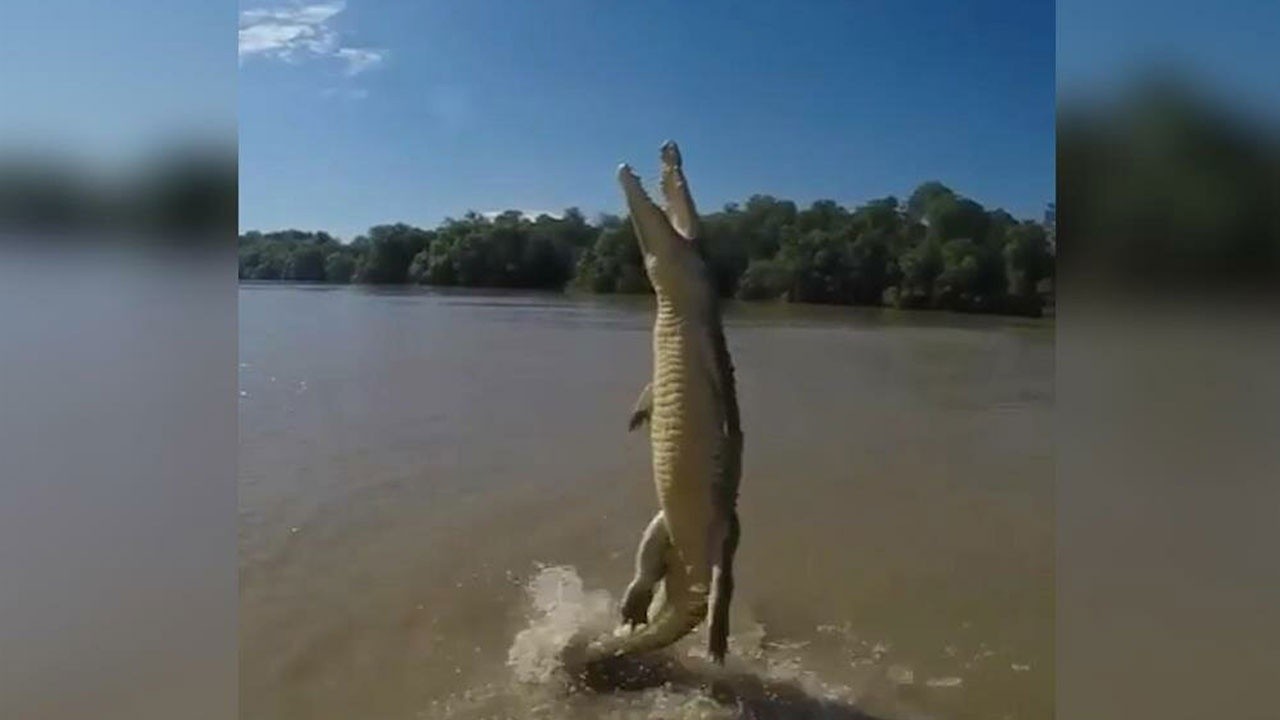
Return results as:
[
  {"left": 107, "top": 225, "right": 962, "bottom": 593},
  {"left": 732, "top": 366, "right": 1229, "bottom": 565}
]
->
[
  {"left": 0, "top": 144, "right": 236, "bottom": 239},
  {"left": 1059, "top": 73, "right": 1280, "bottom": 294}
]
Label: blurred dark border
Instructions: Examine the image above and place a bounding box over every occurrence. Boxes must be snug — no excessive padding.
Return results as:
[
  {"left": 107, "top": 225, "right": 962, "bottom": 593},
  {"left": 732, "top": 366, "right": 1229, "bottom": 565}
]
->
[
  {"left": 1057, "top": 9, "right": 1279, "bottom": 720},
  {"left": 3, "top": 1, "right": 1278, "bottom": 718},
  {"left": 0, "top": 3, "right": 237, "bottom": 720}
]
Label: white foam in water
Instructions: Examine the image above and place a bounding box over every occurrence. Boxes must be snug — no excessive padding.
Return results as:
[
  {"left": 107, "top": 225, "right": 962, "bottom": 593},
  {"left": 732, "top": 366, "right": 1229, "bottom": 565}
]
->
[
  {"left": 473, "top": 564, "right": 913, "bottom": 720},
  {"left": 506, "top": 564, "right": 616, "bottom": 683}
]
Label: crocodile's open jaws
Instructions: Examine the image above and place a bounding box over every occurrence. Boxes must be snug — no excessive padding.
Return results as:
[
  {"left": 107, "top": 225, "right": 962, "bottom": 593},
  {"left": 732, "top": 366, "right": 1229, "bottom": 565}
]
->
[{"left": 583, "top": 142, "right": 743, "bottom": 665}]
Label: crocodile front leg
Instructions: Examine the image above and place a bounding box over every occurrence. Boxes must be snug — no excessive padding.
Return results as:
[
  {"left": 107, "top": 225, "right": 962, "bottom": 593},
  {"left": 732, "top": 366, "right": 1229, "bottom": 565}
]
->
[{"left": 628, "top": 382, "right": 653, "bottom": 431}]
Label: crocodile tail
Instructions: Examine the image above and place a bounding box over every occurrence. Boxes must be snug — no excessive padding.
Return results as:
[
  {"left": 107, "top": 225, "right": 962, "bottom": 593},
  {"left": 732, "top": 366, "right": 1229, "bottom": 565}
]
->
[
  {"left": 584, "top": 590, "right": 708, "bottom": 661},
  {"left": 585, "top": 555, "right": 710, "bottom": 661}
]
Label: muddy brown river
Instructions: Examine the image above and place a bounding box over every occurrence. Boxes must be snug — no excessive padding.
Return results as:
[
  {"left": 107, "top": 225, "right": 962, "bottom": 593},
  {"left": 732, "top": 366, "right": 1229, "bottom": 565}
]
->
[{"left": 238, "top": 284, "right": 1053, "bottom": 720}]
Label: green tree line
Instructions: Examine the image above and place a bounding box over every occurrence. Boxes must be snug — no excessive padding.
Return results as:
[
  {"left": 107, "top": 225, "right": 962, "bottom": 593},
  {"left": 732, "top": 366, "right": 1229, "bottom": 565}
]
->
[{"left": 239, "top": 182, "right": 1055, "bottom": 317}]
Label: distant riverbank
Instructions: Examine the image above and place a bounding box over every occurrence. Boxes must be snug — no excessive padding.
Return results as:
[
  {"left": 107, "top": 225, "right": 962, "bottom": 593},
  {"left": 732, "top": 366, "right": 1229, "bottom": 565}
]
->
[
  {"left": 238, "top": 278, "right": 1055, "bottom": 320},
  {"left": 240, "top": 182, "right": 1054, "bottom": 318}
]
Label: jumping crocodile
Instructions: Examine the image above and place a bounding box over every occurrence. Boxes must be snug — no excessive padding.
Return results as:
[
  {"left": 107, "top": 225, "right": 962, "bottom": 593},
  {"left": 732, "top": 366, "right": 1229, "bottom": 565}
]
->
[{"left": 585, "top": 141, "right": 743, "bottom": 665}]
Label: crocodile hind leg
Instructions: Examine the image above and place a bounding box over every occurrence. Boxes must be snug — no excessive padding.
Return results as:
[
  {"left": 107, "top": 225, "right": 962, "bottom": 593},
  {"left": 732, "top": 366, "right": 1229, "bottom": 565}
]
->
[
  {"left": 620, "top": 511, "right": 668, "bottom": 627},
  {"left": 589, "top": 544, "right": 708, "bottom": 662},
  {"left": 708, "top": 510, "right": 741, "bottom": 663}
]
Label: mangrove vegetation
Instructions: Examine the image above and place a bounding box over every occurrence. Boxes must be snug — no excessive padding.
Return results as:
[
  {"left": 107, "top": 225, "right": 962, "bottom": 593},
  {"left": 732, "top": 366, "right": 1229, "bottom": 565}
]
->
[{"left": 239, "top": 182, "right": 1055, "bottom": 317}]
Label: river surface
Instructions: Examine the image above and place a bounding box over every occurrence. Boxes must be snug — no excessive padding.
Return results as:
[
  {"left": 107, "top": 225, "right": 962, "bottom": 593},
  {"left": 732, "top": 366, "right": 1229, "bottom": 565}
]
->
[{"left": 238, "top": 284, "right": 1053, "bottom": 720}]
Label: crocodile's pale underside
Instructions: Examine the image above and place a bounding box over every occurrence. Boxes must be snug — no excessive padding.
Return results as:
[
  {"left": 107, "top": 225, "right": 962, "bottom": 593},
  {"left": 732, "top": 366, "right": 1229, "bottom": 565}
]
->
[{"left": 584, "top": 142, "right": 743, "bottom": 664}]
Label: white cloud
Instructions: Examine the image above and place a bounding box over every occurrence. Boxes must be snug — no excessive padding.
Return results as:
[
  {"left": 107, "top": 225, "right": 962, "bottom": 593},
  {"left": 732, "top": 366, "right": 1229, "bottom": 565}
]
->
[
  {"left": 240, "top": 2, "right": 345, "bottom": 26},
  {"left": 239, "top": 2, "right": 385, "bottom": 77},
  {"left": 238, "top": 22, "right": 335, "bottom": 59},
  {"left": 335, "top": 48, "right": 385, "bottom": 76}
]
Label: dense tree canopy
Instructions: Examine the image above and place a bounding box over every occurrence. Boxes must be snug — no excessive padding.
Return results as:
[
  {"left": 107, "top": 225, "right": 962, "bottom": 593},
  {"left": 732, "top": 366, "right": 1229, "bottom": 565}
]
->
[{"left": 241, "top": 184, "right": 1056, "bottom": 317}]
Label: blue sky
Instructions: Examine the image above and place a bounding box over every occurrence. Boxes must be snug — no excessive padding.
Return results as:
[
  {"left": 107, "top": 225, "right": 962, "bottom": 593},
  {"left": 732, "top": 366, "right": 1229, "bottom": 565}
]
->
[{"left": 239, "top": 0, "right": 1055, "bottom": 239}]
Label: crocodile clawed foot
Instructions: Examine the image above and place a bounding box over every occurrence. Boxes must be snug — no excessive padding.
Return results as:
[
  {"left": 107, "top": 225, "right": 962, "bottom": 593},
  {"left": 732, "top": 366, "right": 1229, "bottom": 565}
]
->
[
  {"left": 620, "top": 587, "right": 653, "bottom": 628},
  {"left": 620, "top": 605, "right": 651, "bottom": 629}
]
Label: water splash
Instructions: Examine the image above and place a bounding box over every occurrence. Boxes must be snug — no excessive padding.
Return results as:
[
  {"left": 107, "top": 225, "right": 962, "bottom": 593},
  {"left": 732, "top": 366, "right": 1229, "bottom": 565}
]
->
[
  {"left": 487, "top": 565, "right": 898, "bottom": 720},
  {"left": 506, "top": 564, "right": 615, "bottom": 684}
]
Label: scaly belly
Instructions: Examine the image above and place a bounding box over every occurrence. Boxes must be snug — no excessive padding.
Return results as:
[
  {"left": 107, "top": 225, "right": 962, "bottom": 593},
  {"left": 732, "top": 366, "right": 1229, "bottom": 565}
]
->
[{"left": 650, "top": 315, "right": 724, "bottom": 590}]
